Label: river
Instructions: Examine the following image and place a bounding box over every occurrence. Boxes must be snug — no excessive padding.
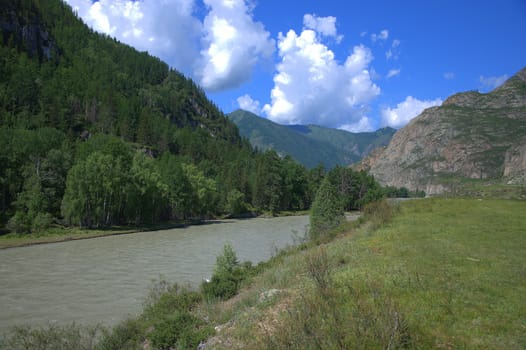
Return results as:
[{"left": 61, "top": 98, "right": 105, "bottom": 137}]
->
[{"left": 0, "top": 216, "right": 308, "bottom": 334}]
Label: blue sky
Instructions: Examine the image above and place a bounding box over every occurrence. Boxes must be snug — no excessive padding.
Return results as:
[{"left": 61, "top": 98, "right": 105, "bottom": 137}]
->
[{"left": 66, "top": 0, "right": 526, "bottom": 131}]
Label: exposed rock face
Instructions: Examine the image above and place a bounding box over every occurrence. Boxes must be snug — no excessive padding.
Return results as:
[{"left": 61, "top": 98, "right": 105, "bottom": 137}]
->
[
  {"left": 356, "top": 68, "right": 526, "bottom": 195},
  {"left": 0, "top": 8, "right": 58, "bottom": 61},
  {"left": 503, "top": 136, "right": 526, "bottom": 184}
]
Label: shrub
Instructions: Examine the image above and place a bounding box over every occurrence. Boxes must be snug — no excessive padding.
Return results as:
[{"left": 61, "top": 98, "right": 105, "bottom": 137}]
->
[
  {"left": 202, "top": 244, "right": 254, "bottom": 301},
  {"left": 142, "top": 284, "right": 213, "bottom": 350},
  {"left": 96, "top": 318, "right": 144, "bottom": 350},
  {"left": 31, "top": 212, "right": 54, "bottom": 232}
]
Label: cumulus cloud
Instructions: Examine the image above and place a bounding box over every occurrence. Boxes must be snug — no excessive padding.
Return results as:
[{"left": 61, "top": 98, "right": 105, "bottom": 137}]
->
[
  {"left": 386, "top": 68, "right": 401, "bottom": 79},
  {"left": 198, "top": 0, "right": 275, "bottom": 91},
  {"left": 371, "top": 29, "right": 389, "bottom": 42},
  {"left": 65, "top": 0, "right": 274, "bottom": 92},
  {"left": 303, "top": 14, "right": 342, "bottom": 42},
  {"left": 237, "top": 94, "right": 261, "bottom": 114},
  {"left": 479, "top": 74, "right": 508, "bottom": 91},
  {"left": 65, "top": 0, "right": 201, "bottom": 76},
  {"left": 381, "top": 96, "right": 442, "bottom": 129},
  {"left": 262, "top": 26, "right": 380, "bottom": 131}
]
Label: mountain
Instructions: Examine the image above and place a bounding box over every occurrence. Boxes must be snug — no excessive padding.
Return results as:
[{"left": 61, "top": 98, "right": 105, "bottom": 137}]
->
[
  {"left": 228, "top": 109, "right": 395, "bottom": 169},
  {"left": 355, "top": 68, "right": 526, "bottom": 195}
]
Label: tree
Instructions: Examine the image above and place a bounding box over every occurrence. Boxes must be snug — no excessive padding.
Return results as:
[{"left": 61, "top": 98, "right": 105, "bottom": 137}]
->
[
  {"left": 127, "top": 152, "right": 168, "bottom": 224},
  {"left": 61, "top": 152, "right": 127, "bottom": 227},
  {"left": 309, "top": 176, "right": 344, "bottom": 240},
  {"left": 202, "top": 244, "right": 244, "bottom": 300}
]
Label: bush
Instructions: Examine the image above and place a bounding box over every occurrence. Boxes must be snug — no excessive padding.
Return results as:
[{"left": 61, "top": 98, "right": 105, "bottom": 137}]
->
[
  {"left": 202, "top": 244, "right": 253, "bottom": 301},
  {"left": 31, "top": 212, "right": 54, "bottom": 232},
  {"left": 149, "top": 312, "right": 212, "bottom": 350},
  {"left": 142, "top": 284, "right": 213, "bottom": 350},
  {"left": 6, "top": 211, "right": 30, "bottom": 233},
  {"left": 96, "top": 318, "right": 144, "bottom": 350}
]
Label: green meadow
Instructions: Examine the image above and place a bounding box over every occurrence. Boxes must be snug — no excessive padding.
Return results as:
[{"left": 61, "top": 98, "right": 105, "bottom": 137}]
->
[{"left": 204, "top": 198, "right": 526, "bottom": 349}]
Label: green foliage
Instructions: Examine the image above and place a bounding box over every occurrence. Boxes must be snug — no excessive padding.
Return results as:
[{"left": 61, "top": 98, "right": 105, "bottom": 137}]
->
[
  {"left": 142, "top": 287, "right": 213, "bottom": 350},
  {"left": 95, "top": 318, "right": 143, "bottom": 350},
  {"left": 202, "top": 244, "right": 254, "bottom": 301},
  {"left": 309, "top": 176, "right": 344, "bottom": 240}
]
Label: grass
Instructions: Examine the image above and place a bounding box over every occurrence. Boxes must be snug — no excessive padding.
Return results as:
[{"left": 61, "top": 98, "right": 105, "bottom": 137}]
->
[{"left": 204, "top": 198, "right": 526, "bottom": 349}]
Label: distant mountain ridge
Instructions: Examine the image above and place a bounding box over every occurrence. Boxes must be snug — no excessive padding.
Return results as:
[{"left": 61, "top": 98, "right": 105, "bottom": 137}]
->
[
  {"left": 355, "top": 67, "right": 526, "bottom": 195},
  {"left": 228, "top": 109, "right": 395, "bottom": 168}
]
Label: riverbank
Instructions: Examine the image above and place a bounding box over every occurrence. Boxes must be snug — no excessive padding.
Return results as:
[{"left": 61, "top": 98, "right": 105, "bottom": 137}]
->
[
  {"left": 201, "top": 198, "right": 526, "bottom": 348},
  {"left": 0, "top": 222, "right": 185, "bottom": 249},
  {"left": 0, "top": 211, "right": 311, "bottom": 249}
]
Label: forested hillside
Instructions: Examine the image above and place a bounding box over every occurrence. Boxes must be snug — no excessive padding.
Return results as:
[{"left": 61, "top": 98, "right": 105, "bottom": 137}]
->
[
  {"left": 229, "top": 109, "right": 395, "bottom": 169},
  {"left": 0, "top": 0, "right": 385, "bottom": 232}
]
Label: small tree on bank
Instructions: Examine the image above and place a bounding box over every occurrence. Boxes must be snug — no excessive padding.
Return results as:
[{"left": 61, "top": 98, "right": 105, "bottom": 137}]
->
[{"left": 309, "top": 176, "right": 345, "bottom": 241}]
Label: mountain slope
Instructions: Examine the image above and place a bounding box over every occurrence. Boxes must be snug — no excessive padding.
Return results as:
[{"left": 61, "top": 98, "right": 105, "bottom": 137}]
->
[
  {"left": 0, "top": 0, "right": 240, "bottom": 145},
  {"left": 356, "top": 68, "right": 526, "bottom": 195},
  {"left": 229, "top": 109, "right": 395, "bottom": 168}
]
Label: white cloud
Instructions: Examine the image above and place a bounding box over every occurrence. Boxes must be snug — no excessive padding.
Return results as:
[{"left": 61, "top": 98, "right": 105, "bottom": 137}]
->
[
  {"left": 303, "top": 14, "right": 342, "bottom": 42},
  {"left": 386, "top": 69, "right": 401, "bottom": 79},
  {"left": 65, "top": 0, "right": 274, "bottom": 92},
  {"left": 443, "top": 72, "right": 455, "bottom": 80},
  {"left": 371, "top": 29, "right": 389, "bottom": 42},
  {"left": 65, "top": 0, "right": 201, "bottom": 76},
  {"left": 479, "top": 74, "right": 508, "bottom": 91},
  {"left": 237, "top": 94, "right": 260, "bottom": 114},
  {"left": 381, "top": 96, "right": 442, "bottom": 129},
  {"left": 198, "top": 0, "right": 275, "bottom": 91},
  {"left": 262, "top": 28, "right": 380, "bottom": 129},
  {"left": 339, "top": 116, "right": 374, "bottom": 133},
  {"left": 386, "top": 39, "right": 400, "bottom": 60}
]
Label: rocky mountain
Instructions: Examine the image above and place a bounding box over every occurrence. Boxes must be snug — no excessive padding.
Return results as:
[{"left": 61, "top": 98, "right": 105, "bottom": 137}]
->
[
  {"left": 355, "top": 68, "right": 526, "bottom": 195},
  {"left": 228, "top": 109, "right": 395, "bottom": 169}
]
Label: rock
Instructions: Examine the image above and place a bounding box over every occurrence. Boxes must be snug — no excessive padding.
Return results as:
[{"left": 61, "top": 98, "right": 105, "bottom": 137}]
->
[
  {"left": 258, "top": 289, "right": 281, "bottom": 303},
  {"left": 355, "top": 67, "right": 526, "bottom": 195}
]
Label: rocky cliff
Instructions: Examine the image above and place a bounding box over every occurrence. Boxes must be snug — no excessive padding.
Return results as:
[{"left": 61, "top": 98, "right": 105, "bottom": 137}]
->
[{"left": 356, "top": 68, "right": 526, "bottom": 195}]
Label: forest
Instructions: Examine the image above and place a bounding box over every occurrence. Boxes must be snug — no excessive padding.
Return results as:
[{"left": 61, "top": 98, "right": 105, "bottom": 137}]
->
[{"left": 0, "top": 0, "right": 388, "bottom": 233}]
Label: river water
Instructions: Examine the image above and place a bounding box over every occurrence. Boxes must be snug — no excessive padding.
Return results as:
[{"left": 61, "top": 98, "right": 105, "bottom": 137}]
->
[{"left": 0, "top": 216, "right": 308, "bottom": 333}]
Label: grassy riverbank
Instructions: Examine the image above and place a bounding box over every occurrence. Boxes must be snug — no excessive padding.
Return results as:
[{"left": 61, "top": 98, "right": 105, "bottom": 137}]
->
[
  {"left": 2, "top": 198, "right": 525, "bottom": 349},
  {"left": 201, "top": 198, "right": 526, "bottom": 348},
  {"left": 0, "top": 211, "right": 311, "bottom": 250},
  {"left": 0, "top": 223, "right": 185, "bottom": 249}
]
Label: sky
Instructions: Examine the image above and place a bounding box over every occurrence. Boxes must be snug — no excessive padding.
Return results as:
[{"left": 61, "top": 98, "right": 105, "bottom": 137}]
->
[{"left": 64, "top": 0, "right": 526, "bottom": 132}]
